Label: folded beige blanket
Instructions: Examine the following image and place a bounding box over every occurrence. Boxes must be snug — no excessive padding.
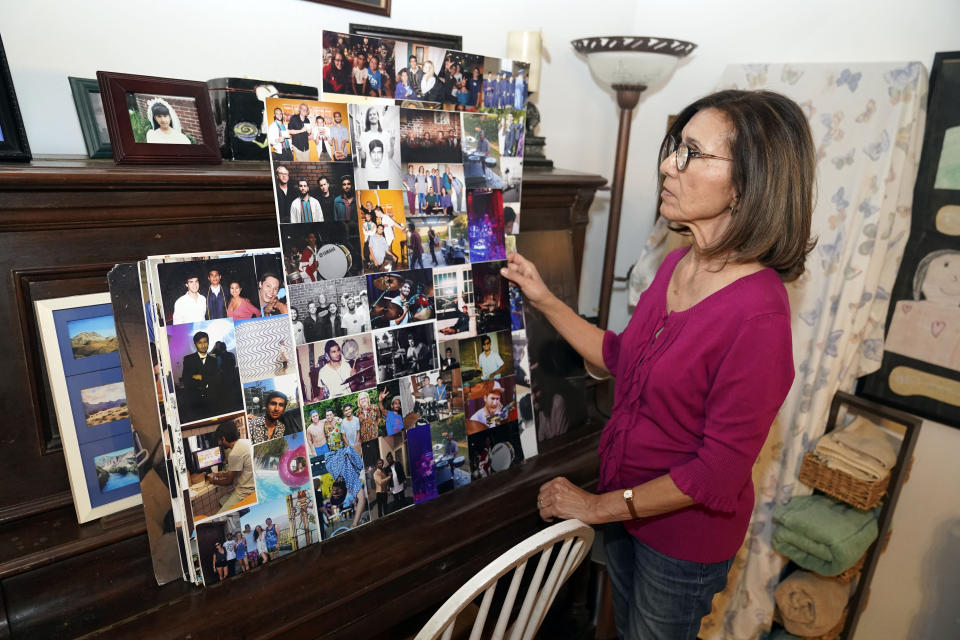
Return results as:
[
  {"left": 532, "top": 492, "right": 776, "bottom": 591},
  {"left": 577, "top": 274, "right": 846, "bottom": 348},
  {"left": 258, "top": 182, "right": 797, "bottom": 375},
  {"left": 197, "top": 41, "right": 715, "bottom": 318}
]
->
[
  {"left": 813, "top": 416, "right": 898, "bottom": 481},
  {"left": 774, "top": 570, "right": 851, "bottom": 636}
]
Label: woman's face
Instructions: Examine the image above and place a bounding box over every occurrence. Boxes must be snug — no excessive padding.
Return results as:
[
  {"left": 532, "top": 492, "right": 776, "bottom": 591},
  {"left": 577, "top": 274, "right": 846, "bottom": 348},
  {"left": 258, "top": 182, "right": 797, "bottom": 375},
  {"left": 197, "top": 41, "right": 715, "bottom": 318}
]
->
[
  {"left": 658, "top": 108, "right": 737, "bottom": 230},
  {"left": 155, "top": 112, "right": 171, "bottom": 130},
  {"left": 920, "top": 253, "right": 960, "bottom": 304},
  {"left": 229, "top": 282, "right": 241, "bottom": 297},
  {"left": 367, "top": 109, "right": 379, "bottom": 127}
]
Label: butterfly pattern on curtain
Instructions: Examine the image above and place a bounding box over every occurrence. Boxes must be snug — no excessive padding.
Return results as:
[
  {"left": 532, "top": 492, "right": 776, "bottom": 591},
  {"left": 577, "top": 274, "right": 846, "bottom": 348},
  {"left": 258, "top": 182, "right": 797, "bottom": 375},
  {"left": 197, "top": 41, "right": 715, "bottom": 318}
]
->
[{"left": 625, "top": 61, "right": 927, "bottom": 640}]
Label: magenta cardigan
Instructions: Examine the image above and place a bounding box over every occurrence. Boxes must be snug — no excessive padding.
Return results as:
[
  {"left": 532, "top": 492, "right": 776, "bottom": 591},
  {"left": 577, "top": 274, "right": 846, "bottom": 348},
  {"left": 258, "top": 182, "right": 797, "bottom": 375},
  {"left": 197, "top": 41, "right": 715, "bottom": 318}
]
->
[{"left": 599, "top": 247, "right": 794, "bottom": 563}]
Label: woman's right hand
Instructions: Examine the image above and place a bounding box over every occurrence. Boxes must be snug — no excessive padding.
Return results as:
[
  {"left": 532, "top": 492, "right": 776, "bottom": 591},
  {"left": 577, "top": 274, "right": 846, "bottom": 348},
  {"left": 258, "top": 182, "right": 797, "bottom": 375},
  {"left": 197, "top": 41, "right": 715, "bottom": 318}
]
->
[{"left": 501, "top": 252, "right": 554, "bottom": 309}]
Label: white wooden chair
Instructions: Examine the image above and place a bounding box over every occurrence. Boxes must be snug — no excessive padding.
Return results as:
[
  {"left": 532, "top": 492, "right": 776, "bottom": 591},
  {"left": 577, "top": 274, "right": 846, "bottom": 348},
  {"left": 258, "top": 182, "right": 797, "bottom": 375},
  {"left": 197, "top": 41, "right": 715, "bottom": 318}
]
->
[{"left": 415, "top": 519, "right": 595, "bottom": 640}]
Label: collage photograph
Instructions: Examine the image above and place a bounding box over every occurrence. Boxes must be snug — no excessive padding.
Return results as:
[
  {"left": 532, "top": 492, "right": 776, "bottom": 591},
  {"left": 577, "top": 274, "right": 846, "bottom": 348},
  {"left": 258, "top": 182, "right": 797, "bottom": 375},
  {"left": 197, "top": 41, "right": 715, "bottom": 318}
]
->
[
  {"left": 361, "top": 432, "right": 411, "bottom": 522},
  {"left": 280, "top": 222, "right": 363, "bottom": 286},
  {"left": 367, "top": 269, "right": 435, "bottom": 330},
  {"left": 459, "top": 330, "right": 514, "bottom": 387},
  {"left": 466, "top": 420, "right": 524, "bottom": 480},
  {"left": 288, "top": 276, "right": 370, "bottom": 345},
  {"left": 296, "top": 333, "right": 377, "bottom": 404},
  {"left": 322, "top": 30, "right": 398, "bottom": 99},
  {"left": 356, "top": 188, "right": 408, "bottom": 272},
  {"left": 349, "top": 103, "right": 403, "bottom": 189},
  {"left": 373, "top": 322, "right": 439, "bottom": 383}
]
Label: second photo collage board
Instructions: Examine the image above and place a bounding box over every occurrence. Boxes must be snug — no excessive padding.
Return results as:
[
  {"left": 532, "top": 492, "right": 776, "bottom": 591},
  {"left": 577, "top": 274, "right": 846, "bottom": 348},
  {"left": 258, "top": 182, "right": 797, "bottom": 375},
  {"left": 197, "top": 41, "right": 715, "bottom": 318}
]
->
[{"left": 263, "top": 29, "right": 535, "bottom": 540}]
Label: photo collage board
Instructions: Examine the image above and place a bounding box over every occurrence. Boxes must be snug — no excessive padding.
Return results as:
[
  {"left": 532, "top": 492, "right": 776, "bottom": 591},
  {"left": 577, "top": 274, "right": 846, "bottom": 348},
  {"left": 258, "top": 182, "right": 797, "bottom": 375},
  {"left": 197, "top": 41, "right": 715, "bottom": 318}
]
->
[{"left": 148, "top": 31, "right": 536, "bottom": 586}]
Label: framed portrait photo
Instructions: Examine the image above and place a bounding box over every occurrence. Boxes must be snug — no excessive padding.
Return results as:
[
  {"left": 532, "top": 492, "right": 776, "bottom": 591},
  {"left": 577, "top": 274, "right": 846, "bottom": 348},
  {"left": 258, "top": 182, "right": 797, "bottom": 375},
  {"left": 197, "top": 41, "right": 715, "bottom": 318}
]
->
[
  {"left": 0, "top": 33, "right": 31, "bottom": 162},
  {"left": 96, "top": 71, "right": 221, "bottom": 164},
  {"left": 69, "top": 76, "right": 112, "bottom": 158},
  {"left": 35, "top": 293, "right": 141, "bottom": 523}
]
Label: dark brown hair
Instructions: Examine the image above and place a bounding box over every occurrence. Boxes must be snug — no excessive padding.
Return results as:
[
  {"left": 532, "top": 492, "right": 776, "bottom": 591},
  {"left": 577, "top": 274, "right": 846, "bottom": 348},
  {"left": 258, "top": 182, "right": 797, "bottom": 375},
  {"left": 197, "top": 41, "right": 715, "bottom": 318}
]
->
[{"left": 660, "top": 90, "right": 817, "bottom": 282}]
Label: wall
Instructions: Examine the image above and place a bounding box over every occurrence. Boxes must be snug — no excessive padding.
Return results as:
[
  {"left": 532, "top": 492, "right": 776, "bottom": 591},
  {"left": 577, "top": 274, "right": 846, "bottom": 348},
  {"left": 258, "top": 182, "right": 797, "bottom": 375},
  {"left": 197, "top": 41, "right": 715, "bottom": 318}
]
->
[{"left": 2, "top": 0, "right": 959, "bottom": 636}]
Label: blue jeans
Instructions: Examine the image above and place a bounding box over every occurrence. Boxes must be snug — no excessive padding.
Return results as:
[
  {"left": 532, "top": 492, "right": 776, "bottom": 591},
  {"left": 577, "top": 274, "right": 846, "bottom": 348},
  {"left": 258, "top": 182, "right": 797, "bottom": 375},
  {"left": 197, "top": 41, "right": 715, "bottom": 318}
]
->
[{"left": 603, "top": 523, "right": 733, "bottom": 640}]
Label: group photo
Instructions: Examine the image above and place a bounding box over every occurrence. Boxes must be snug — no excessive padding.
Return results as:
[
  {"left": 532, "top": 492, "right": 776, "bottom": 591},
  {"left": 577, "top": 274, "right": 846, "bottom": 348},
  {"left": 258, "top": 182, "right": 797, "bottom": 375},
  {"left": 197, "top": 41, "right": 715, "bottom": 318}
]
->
[
  {"left": 356, "top": 189, "right": 408, "bottom": 272},
  {"left": 272, "top": 162, "right": 356, "bottom": 224},
  {"left": 288, "top": 276, "right": 371, "bottom": 345},
  {"left": 403, "top": 163, "right": 465, "bottom": 217},
  {"left": 321, "top": 30, "right": 398, "bottom": 98},
  {"left": 266, "top": 98, "right": 351, "bottom": 164},
  {"left": 157, "top": 257, "right": 259, "bottom": 326}
]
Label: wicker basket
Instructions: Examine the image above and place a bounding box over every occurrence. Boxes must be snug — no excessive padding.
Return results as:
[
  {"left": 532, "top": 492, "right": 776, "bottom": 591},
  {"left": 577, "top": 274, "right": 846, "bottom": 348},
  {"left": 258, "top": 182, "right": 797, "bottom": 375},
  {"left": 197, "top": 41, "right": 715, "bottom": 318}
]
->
[
  {"left": 797, "top": 452, "right": 890, "bottom": 510},
  {"left": 773, "top": 607, "right": 848, "bottom": 640},
  {"left": 831, "top": 552, "right": 865, "bottom": 583}
]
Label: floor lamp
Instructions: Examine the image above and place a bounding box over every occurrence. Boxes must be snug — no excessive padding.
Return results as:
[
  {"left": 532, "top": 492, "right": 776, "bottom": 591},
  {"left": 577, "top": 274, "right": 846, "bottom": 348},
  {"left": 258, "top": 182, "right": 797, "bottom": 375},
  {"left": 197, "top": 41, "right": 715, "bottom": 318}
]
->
[{"left": 571, "top": 36, "right": 696, "bottom": 329}]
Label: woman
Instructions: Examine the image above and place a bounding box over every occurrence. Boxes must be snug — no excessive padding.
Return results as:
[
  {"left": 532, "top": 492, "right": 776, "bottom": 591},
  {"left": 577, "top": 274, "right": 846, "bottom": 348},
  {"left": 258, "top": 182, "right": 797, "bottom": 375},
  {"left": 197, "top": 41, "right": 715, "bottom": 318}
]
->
[
  {"left": 438, "top": 187, "right": 453, "bottom": 216},
  {"left": 254, "top": 525, "right": 269, "bottom": 564},
  {"left": 420, "top": 60, "right": 437, "bottom": 97},
  {"left": 394, "top": 68, "right": 415, "bottom": 100},
  {"left": 415, "top": 165, "right": 429, "bottom": 212},
  {"left": 502, "top": 90, "right": 814, "bottom": 640},
  {"left": 234, "top": 532, "right": 248, "bottom": 573},
  {"left": 366, "top": 54, "right": 384, "bottom": 97},
  {"left": 146, "top": 102, "right": 192, "bottom": 144},
  {"left": 212, "top": 541, "right": 228, "bottom": 581},
  {"left": 290, "top": 306, "right": 306, "bottom": 345},
  {"left": 226, "top": 281, "right": 260, "bottom": 320},
  {"left": 427, "top": 228, "right": 439, "bottom": 265}
]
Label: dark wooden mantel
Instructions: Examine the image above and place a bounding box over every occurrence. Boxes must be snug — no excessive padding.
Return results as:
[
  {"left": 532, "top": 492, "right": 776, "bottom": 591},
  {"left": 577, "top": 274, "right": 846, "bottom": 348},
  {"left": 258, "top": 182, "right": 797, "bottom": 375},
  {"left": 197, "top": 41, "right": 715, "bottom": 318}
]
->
[{"left": 0, "top": 159, "right": 607, "bottom": 638}]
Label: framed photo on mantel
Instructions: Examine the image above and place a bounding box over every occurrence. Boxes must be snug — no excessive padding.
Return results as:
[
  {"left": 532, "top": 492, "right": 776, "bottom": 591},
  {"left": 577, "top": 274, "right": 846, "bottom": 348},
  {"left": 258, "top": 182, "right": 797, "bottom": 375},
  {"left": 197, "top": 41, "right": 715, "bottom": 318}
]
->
[
  {"left": 0, "top": 33, "right": 31, "bottom": 162},
  {"left": 97, "top": 71, "right": 221, "bottom": 164}
]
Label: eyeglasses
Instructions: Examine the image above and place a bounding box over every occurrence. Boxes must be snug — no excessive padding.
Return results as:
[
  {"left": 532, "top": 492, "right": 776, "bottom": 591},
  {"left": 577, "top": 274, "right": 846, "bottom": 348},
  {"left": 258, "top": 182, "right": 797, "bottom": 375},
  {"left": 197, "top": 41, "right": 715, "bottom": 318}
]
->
[{"left": 664, "top": 138, "right": 732, "bottom": 172}]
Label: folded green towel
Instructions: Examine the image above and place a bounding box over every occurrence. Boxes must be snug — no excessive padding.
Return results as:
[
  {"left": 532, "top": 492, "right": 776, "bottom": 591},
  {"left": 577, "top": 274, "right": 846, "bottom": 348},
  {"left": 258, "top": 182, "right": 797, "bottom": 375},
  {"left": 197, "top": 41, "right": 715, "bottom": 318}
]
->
[{"left": 771, "top": 494, "right": 878, "bottom": 576}]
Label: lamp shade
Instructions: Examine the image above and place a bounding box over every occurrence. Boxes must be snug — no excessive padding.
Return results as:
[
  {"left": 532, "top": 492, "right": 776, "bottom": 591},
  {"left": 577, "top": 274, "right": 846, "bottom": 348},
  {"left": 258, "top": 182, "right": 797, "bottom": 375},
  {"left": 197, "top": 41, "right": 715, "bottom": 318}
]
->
[{"left": 571, "top": 36, "right": 696, "bottom": 88}]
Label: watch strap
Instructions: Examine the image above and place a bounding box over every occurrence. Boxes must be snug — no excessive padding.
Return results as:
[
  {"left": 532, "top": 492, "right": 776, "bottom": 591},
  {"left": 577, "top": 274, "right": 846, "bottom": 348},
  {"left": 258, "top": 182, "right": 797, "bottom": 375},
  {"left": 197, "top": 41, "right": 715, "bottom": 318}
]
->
[{"left": 623, "top": 489, "right": 639, "bottom": 519}]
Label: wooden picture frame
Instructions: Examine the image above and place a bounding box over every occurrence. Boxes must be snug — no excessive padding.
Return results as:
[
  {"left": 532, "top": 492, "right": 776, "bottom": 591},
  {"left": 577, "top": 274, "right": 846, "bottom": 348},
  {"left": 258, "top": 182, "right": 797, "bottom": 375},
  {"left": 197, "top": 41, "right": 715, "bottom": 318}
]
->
[
  {"left": 69, "top": 77, "right": 112, "bottom": 159},
  {"left": 34, "top": 292, "right": 141, "bottom": 523},
  {"left": 350, "top": 22, "right": 463, "bottom": 51},
  {"left": 0, "top": 33, "right": 31, "bottom": 162},
  {"left": 308, "top": 0, "right": 391, "bottom": 16},
  {"left": 96, "top": 71, "right": 221, "bottom": 164}
]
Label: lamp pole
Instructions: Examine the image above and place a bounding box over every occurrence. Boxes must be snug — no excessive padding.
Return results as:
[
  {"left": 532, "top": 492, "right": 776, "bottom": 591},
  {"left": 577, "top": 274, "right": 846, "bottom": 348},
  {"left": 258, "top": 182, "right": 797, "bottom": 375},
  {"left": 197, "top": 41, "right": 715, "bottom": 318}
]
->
[{"left": 598, "top": 84, "right": 644, "bottom": 330}]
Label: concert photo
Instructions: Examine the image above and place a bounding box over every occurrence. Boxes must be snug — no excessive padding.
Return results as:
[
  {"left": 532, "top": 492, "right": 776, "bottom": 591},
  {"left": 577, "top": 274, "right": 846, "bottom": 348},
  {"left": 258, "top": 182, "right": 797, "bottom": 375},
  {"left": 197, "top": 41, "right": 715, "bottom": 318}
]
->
[
  {"left": 279, "top": 222, "right": 363, "bottom": 286},
  {"left": 296, "top": 333, "right": 377, "bottom": 403},
  {"left": 471, "top": 260, "right": 511, "bottom": 334},
  {"left": 373, "top": 323, "right": 439, "bottom": 383},
  {"left": 466, "top": 413, "right": 524, "bottom": 480},
  {"left": 366, "top": 269, "right": 436, "bottom": 330},
  {"left": 458, "top": 329, "right": 514, "bottom": 387},
  {"left": 466, "top": 189, "right": 506, "bottom": 262}
]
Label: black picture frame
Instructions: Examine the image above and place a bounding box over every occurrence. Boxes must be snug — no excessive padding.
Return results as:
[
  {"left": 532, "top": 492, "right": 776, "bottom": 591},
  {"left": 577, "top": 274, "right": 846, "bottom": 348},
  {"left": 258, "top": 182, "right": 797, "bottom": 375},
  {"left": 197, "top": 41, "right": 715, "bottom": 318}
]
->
[
  {"left": 96, "top": 71, "right": 221, "bottom": 165},
  {"left": 69, "top": 77, "right": 112, "bottom": 159},
  {"left": 349, "top": 23, "right": 463, "bottom": 52},
  {"left": 308, "top": 0, "right": 391, "bottom": 17},
  {"left": 0, "top": 34, "right": 31, "bottom": 162},
  {"left": 858, "top": 51, "right": 960, "bottom": 429}
]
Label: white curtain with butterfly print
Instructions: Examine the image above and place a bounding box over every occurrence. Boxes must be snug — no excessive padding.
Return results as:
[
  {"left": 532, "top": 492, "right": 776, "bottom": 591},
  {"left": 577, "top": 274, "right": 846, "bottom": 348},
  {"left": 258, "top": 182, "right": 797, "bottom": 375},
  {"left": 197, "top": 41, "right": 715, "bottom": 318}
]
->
[
  {"left": 686, "top": 62, "right": 928, "bottom": 640},
  {"left": 624, "top": 62, "right": 928, "bottom": 639}
]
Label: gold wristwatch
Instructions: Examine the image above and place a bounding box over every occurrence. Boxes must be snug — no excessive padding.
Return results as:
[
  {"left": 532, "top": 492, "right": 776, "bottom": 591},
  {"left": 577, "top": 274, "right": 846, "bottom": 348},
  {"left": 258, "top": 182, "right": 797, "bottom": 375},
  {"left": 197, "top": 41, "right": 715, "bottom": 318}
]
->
[{"left": 623, "top": 488, "right": 639, "bottom": 519}]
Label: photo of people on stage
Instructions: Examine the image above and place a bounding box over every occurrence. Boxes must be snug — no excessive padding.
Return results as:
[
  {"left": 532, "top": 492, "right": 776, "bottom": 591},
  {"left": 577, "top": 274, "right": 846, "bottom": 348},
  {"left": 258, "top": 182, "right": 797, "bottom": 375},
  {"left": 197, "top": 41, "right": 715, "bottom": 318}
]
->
[
  {"left": 271, "top": 162, "right": 356, "bottom": 224},
  {"left": 461, "top": 112, "right": 502, "bottom": 189},
  {"left": 373, "top": 323, "right": 439, "bottom": 383},
  {"left": 429, "top": 414, "right": 471, "bottom": 494},
  {"left": 466, "top": 189, "right": 507, "bottom": 262},
  {"left": 366, "top": 269, "right": 435, "bottom": 330},
  {"left": 296, "top": 333, "right": 376, "bottom": 403},
  {"left": 458, "top": 329, "right": 514, "bottom": 387},
  {"left": 279, "top": 222, "right": 363, "bottom": 286},
  {"left": 399, "top": 109, "right": 462, "bottom": 163},
  {"left": 405, "top": 424, "right": 438, "bottom": 505},
  {"left": 157, "top": 257, "right": 259, "bottom": 326},
  {"left": 360, "top": 432, "right": 411, "bottom": 522},
  {"left": 355, "top": 189, "right": 408, "bottom": 272},
  {"left": 471, "top": 260, "right": 512, "bottom": 334},
  {"left": 288, "top": 276, "right": 370, "bottom": 345},
  {"left": 348, "top": 103, "right": 403, "bottom": 190},
  {"left": 322, "top": 30, "right": 397, "bottom": 99},
  {"left": 241, "top": 376, "right": 301, "bottom": 444},
  {"left": 467, "top": 420, "right": 524, "bottom": 480},
  {"left": 398, "top": 369, "right": 460, "bottom": 426},
  {"left": 167, "top": 319, "right": 245, "bottom": 425}
]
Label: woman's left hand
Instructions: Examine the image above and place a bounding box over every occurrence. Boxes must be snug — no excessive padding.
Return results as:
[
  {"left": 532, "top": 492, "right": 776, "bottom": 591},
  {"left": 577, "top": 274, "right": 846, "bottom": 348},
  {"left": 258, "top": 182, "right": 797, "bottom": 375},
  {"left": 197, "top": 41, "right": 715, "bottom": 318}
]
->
[{"left": 537, "top": 476, "right": 599, "bottom": 524}]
